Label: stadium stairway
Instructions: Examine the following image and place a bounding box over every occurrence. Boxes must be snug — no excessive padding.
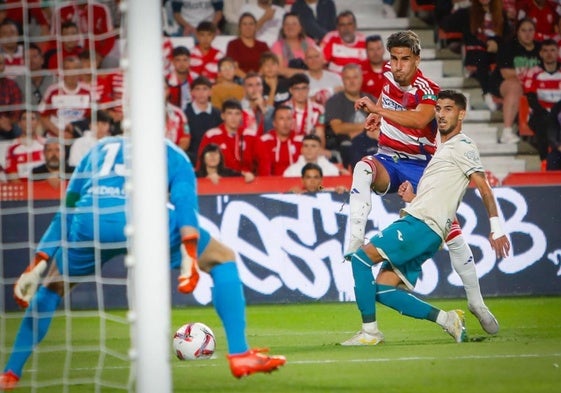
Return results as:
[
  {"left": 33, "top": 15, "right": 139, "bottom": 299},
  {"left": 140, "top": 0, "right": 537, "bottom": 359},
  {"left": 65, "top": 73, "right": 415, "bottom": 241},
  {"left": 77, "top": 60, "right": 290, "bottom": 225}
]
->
[{"left": 333, "top": 0, "right": 534, "bottom": 180}]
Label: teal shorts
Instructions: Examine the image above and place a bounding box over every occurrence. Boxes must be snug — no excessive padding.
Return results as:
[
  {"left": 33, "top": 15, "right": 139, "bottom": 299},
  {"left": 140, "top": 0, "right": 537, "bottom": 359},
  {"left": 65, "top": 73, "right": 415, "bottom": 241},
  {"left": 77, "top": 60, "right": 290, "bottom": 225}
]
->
[{"left": 370, "top": 214, "right": 442, "bottom": 290}]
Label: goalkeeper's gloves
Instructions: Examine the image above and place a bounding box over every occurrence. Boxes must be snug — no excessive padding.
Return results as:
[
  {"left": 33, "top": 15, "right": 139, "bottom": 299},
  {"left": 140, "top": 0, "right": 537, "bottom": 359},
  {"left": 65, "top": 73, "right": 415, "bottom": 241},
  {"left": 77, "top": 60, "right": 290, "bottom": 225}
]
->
[
  {"left": 14, "top": 252, "right": 49, "bottom": 308},
  {"left": 177, "top": 234, "right": 200, "bottom": 294}
]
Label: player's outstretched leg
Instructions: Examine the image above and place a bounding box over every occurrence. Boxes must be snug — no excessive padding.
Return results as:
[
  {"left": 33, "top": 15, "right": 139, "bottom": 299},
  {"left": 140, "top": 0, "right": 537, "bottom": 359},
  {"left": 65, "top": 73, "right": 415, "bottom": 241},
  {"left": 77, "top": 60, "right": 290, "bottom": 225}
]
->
[
  {"left": 1, "top": 286, "right": 62, "bottom": 389},
  {"left": 376, "top": 284, "right": 468, "bottom": 343},
  {"left": 447, "top": 232, "right": 499, "bottom": 334},
  {"left": 206, "top": 244, "right": 286, "bottom": 378},
  {"left": 346, "top": 160, "right": 377, "bottom": 257}
]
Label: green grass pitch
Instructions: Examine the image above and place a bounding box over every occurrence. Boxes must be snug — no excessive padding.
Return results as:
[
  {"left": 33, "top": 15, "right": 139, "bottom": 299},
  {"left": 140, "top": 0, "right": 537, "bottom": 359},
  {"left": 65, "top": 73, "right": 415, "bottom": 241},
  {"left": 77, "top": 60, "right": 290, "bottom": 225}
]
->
[{"left": 2, "top": 297, "right": 560, "bottom": 392}]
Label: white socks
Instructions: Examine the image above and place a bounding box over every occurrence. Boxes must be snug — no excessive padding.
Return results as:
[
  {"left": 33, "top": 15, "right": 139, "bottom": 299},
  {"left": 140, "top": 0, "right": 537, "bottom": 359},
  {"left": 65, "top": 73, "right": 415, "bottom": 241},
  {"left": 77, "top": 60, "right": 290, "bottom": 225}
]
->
[
  {"left": 446, "top": 235, "right": 485, "bottom": 307},
  {"left": 347, "top": 161, "right": 374, "bottom": 253},
  {"left": 362, "top": 321, "right": 379, "bottom": 334}
]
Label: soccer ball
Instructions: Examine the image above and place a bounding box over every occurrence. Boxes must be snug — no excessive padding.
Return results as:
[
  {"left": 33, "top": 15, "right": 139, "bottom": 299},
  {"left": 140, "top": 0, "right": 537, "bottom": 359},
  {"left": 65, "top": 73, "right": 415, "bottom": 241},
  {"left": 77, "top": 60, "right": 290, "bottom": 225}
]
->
[{"left": 173, "top": 322, "right": 216, "bottom": 360}]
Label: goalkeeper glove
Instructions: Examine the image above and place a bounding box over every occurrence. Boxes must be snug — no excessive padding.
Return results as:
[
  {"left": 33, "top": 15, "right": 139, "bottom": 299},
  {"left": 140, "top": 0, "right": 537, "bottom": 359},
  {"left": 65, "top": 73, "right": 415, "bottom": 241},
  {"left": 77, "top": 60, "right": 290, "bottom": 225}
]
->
[
  {"left": 14, "top": 252, "right": 49, "bottom": 308},
  {"left": 177, "top": 234, "right": 200, "bottom": 294}
]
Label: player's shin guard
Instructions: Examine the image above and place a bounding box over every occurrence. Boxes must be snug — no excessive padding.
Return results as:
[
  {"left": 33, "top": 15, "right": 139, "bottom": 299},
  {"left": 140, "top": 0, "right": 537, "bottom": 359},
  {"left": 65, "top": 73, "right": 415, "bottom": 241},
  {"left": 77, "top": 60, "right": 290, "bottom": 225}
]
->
[
  {"left": 347, "top": 161, "right": 375, "bottom": 255},
  {"left": 351, "top": 248, "right": 377, "bottom": 323},
  {"left": 4, "top": 286, "right": 62, "bottom": 377},
  {"left": 446, "top": 234, "right": 484, "bottom": 307},
  {"left": 210, "top": 262, "right": 249, "bottom": 355},
  {"left": 376, "top": 284, "right": 440, "bottom": 321}
]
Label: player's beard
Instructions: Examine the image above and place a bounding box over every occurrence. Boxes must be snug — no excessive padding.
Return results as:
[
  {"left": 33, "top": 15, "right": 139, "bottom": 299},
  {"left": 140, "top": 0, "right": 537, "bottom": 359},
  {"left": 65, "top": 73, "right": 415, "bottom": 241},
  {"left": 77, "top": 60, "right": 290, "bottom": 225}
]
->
[{"left": 438, "top": 121, "right": 457, "bottom": 136}]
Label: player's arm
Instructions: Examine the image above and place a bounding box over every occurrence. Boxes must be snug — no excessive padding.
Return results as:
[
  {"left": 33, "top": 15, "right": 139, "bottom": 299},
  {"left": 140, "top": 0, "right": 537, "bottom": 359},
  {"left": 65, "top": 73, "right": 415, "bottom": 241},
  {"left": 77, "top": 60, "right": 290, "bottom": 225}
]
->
[
  {"left": 470, "top": 171, "right": 511, "bottom": 259},
  {"left": 355, "top": 96, "right": 436, "bottom": 129}
]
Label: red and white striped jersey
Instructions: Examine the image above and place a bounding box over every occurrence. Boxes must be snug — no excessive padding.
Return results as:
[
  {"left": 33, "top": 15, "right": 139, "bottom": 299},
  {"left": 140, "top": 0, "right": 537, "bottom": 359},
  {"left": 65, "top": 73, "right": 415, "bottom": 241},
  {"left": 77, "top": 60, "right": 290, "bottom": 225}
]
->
[
  {"left": 320, "top": 31, "right": 367, "bottom": 74},
  {"left": 285, "top": 99, "right": 325, "bottom": 136},
  {"left": 165, "top": 102, "right": 189, "bottom": 147},
  {"left": 526, "top": 68, "right": 561, "bottom": 110},
  {"left": 38, "top": 82, "right": 93, "bottom": 132},
  {"left": 4, "top": 138, "right": 45, "bottom": 180},
  {"left": 1, "top": 44, "right": 25, "bottom": 77},
  {"left": 377, "top": 64, "right": 439, "bottom": 160},
  {"left": 189, "top": 46, "right": 223, "bottom": 83}
]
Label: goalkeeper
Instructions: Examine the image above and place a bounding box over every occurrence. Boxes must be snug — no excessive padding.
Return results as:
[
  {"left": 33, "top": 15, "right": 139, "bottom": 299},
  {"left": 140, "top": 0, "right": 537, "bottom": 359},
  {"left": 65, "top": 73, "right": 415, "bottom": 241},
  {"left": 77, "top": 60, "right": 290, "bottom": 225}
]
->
[{"left": 0, "top": 137, "right": 285, "bottom": 390}]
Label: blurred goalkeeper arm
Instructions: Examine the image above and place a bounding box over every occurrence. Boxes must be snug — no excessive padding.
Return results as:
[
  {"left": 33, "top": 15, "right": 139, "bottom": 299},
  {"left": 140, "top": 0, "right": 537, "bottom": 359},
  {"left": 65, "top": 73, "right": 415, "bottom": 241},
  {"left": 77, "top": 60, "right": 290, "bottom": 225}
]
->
[
  {"left": 14, "top": 251, "right": 50, "bottom": 308},
  {"left": 177, "top": 229, "right": 200, "bottom": 294}
]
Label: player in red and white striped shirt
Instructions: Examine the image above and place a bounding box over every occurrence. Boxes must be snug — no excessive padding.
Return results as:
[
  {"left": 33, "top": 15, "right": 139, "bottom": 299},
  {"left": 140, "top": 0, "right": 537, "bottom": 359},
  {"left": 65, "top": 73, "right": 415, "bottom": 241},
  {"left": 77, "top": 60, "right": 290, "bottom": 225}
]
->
[
  {"left": 320, "top": 10, "right": 366, "bottom": 74},
  {"left": 345, "top": 31, "right": 499, "bottom": 341},
  {"left": 525, "top": 39, "right": 561, "bottom": 160}
]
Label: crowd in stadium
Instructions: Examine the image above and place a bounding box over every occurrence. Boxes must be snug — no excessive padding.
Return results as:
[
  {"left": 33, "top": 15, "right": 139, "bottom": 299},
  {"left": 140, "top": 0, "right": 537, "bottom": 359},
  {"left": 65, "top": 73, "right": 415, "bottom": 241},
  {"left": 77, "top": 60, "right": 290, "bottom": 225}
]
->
[{"left": 1, "top": 0, "right": 561, "bottom": 188}]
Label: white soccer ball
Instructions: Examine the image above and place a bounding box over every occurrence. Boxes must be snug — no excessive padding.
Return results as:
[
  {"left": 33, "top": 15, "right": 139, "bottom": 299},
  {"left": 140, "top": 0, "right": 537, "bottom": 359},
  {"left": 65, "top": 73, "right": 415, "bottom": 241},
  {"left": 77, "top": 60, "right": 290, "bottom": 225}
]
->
[{"left": 173, "top": 322, "right": 216, "bottom": 360}]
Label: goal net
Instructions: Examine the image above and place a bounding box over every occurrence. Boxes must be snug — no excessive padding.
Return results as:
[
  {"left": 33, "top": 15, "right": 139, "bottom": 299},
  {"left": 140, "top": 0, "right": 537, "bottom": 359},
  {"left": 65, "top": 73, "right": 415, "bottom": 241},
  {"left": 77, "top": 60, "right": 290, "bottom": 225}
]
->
[{"left": 0, "top": 1, "right": 170, "bottom": 391}]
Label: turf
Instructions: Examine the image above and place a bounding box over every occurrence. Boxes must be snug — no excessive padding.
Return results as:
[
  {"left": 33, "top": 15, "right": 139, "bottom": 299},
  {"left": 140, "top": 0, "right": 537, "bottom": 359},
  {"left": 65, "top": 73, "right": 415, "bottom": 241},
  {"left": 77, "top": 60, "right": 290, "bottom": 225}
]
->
[{"left": 2, "top": 297, "right": 560, "bottom": 392}]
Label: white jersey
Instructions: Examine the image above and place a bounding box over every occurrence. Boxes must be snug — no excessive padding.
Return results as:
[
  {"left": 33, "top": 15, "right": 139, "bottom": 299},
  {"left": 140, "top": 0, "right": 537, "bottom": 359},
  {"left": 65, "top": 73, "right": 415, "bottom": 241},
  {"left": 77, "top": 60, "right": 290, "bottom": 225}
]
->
[{"left": 404, "top": 132, "right": 484, "bottom": 240}]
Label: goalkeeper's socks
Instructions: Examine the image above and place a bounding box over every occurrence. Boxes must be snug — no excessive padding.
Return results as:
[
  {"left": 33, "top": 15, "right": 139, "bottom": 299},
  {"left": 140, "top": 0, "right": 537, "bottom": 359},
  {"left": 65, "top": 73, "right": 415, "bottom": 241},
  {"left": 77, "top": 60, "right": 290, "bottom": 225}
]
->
[
  {"left": 351, "top": 248, "right": 377, "bottom": 323},
  {"left": 210, "top": 262, "right": 249, "bottom": 355},
  {"left": 5, "top": 286, "right": 61, "bottom": 377},
  {"left": 376, "top": 284, "right": 440, "bottom": 321}
]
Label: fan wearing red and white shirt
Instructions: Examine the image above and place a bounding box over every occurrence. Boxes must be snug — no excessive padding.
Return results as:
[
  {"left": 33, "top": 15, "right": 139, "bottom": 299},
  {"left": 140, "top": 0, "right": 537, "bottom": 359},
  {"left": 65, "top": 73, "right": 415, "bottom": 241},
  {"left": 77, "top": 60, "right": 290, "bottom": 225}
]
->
[
  {"left": 517, "top": 0, "right": 559, "bottom": 39},
  {"left": 4, "top": 111, "right": 45, "bottom": 182},
  {"left": 44, "top": 21, "right": 83, "bottom": 70},
  {"left": 525, "top": 39, "right": 561, "bottom": 160},
  {"left": 253, "top": 105, "right": 303, "bottom": 176},
  {"left": 285, "top": 73, "right": 326, "bottom": 147},
  {"left": 164, "top": 82, "right": 190, "bottom": 152},
  {"left": 361, "top": 34, "right": 386, "bottom": 100},
  {"left": 320, "top": 10, "right": 366, "bottom": 74},
  {"left": 166, "top": 46, "right": 198, "bottom": 111},
  {"left": 190, "top": 21, "right": 224, "bottom": 83},
  {"left": 39, "top": 56, "right": 93, "bottom": 138},
  {"left": 0, "top": 19, "right": 26, "bottom": 77},
  {"left": 197, "top": 99, "right": 257, "bottom": 183},
  {"left": 53, "top": 0, "right": 117, "bottom": 66},
  {"left": 241, "top": 72, "right": 274, "bottom": 136}
]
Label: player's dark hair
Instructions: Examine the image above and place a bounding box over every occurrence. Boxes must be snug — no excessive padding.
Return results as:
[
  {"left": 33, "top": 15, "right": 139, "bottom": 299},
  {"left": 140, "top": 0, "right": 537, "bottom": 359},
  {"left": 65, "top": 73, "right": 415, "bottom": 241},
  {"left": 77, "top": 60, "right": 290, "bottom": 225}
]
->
[
  {"left": 288, "top": 72, "right": 310, "bottom": 88},
  {"left": 196, "top": 21, "right": 217, "bottom": 33},
  {"left": 438, "top": 90, "right": 467, "bottom": 111},
  {"left": 172, "top": 46, "right": 190, "bottom": 58},
  {"left": 222, "top": 98, "right": 243, "bottom": 112},
  {"left": 301, "top": 162, "right": 323, "bottom": 178},
  {"left": 191, "top": 76, "right": 212, "bottom": 89},
  {"left": 386, "top": 30, "right": 421, "bottom": 56}
]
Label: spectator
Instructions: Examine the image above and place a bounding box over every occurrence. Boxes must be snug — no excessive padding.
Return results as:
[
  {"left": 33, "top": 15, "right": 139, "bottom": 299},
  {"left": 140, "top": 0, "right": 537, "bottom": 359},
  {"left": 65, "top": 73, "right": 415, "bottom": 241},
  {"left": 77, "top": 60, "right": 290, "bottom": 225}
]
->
[
  {"left": 525, "top": 39, "right": 561, "bottom": 161},
  {"left": 288, "top": 162, "right": 348, "bottom": 194},
  {"left": 254, "top": 105, "right": 303, "bottom": 176},
  {"left": 172, "top": 0, "right": 224, "bottom": 37},
  {"left": 189, "top": 21, "right": 224, "bottom": 83},
  {"left": 15, "top": 44, "right": 57, "bottom": 107},
  {"left": 52, "top": 0, "right": 119, "bottom": 68},
  {"left": 211, "top": 57, "right": 245, "bottom": 110},
  {"left": 260, "top": 51, "right": 291, "bottom": 107},
  {"left": 361, "top": 34, "right": 386, "bottom": 100},
  {"left": 39, "top": 56, "right": 94, "bottom": 138},
  {"left": 0, "top": 52, "right": 23, "bottom": 123},
  {"left": 31, "top": 138, "right": 74, "bottom": 188},
  {"left": 197, "top": 99, "right": 256, "bottom": 182},
  {"left": 324, "top": 63, "right": 372, "bottom": 169},
  {"left": 1, "top": 0, "right": 50, "bottom": 45},
  {"left": 517, "top": 0, "right": 558, "bottom": 40},
  {"left": 441, "top": 0, "right": 512, "bottom": 111},
  {"left": 184, "top": 76, "right": 221, "bottom": 162},
  {"left": 270, "top": 12, "right": 316, "bottom": 77},
  {"left": 44, "top": 21, "right": 83, "bottom": 70},
  {"left": 226, "top": 12, "right": 270, "bottom": 78},
  {"left": 165, "top": 85, "right": 190, "bottom": 152},
  {"left": 320, "top": 10, "right": 366, "bottom": 74},
  {"left": 488, "top": 18, "right": 541, "bottom": 143},
  {"left": 241, "top": 71, "right": 274, "bottom": 135},
  {"left": 223, "top": 0, "right": 256, "bottom": 35},
  {"left": 0, "top": 19, "right": 25, "bottom": 76},
  {"left": 239, "top": 0, "right": 285, "bottom": 47},
  {"left": 4, "top": 111, "right": 45, "bottom": 182},
  {"left": 304, "top": 44, "right": 343, "bottom": 105},
  {"left": 68, "top": 110, "right": 112, "bottom": 167},
  {"left": 285, "top": 72, "right": 325, "bottom": 145},
  {"left": 0, "top": 112, "right": 21, "bottom": 141},
  {"left": 196, "top": 143, "right": 242, "bottom": 183},
  {"left": 283, "top": 134, "right": 340, "bottom": 177},
  {"left": 290, "top": 0, "right": 337, "bottom": 43},
  {"left": 166, "top": 46, "right": 197, "bottom": 111},
  {"left": 546, "top": 100, "right": 561, "bottom": 170}
]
